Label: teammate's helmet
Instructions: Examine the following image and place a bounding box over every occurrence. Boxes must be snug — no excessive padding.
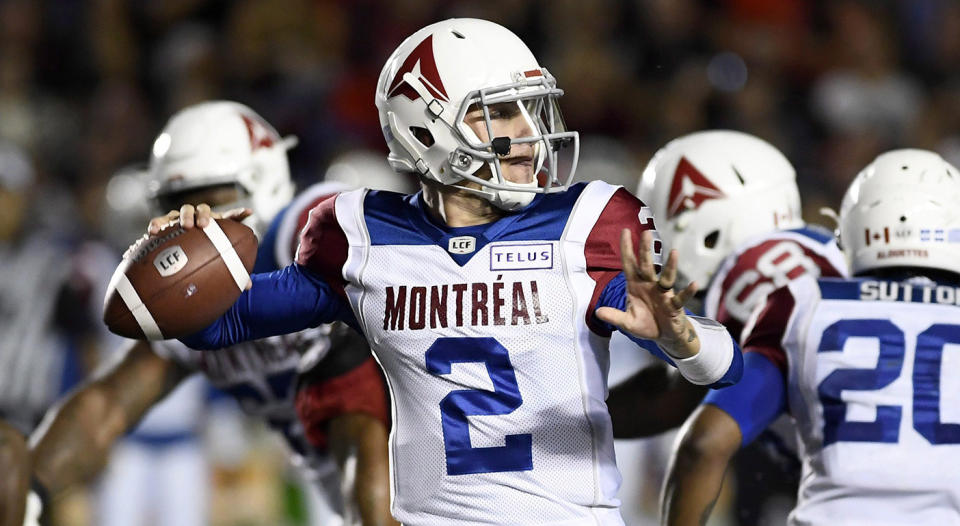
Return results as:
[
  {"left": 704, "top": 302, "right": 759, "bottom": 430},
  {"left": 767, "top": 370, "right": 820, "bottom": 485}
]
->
[
  {"left": 839, "top": 149, "right": 960, "bottom": 277},
  {"left": 375, "top": 18, "right": 579, "bottom": 211},
  {"left": 637, "top": 130, "right": 803, "bottom": 288},
  {"left": 147, "top": 101, "right": 296, "bottom": 236}
]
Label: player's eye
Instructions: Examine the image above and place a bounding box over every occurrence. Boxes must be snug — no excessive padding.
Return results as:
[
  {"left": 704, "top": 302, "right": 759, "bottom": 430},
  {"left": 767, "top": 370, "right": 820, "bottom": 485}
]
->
[{"left": 488, "top": 104, "right": 519, "bottom": 120}]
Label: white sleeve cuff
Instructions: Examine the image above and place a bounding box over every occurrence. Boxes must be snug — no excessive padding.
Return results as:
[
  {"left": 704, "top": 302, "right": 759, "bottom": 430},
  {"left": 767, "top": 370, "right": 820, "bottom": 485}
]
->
[{"left": 661, "top": 316, "right": 735, "bottom": 385}]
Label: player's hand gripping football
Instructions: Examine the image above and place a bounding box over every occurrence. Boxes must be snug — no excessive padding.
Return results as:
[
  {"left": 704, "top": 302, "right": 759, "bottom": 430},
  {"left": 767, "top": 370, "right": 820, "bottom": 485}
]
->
[
  {"left": 147, "top": 203, "right": 252, "bottom": 234},
  {"left": 595, "top": 229, "right": 701, "bottom": 359},
  {"left": 135, "top": 203, "right": 254, "bottom": 291}
]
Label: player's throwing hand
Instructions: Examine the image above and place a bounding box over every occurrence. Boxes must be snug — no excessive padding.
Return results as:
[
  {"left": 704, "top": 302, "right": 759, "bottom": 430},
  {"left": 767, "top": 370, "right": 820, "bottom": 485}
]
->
[
  {"left": 595, "top": 229, "right": 700, "bottom": 359},
  {"left": 139, "top": 204, "right": 254, "bottom": 291},
  {"left": 147, "top": 203, "right": 251, "bottom": 234}
]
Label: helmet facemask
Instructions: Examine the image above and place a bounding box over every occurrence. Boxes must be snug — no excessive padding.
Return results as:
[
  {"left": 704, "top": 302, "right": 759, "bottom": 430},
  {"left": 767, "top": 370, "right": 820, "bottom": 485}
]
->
[{"left": 447, "top": 71, "right": 579, "bottom": 210}]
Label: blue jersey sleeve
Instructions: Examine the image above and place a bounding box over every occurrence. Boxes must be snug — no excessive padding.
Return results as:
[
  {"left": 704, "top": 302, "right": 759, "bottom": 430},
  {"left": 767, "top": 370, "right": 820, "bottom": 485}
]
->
[
  {"left": 251, "top": 203, "right": 288, "bottom": 273},
  {"left": 595, "top": 272, "right": 742, "bottom": 388},
  {"left": 703, "top": 352, "right": 787, "bottom": 446},
  {"left": 179, "top": 263, "right": 355, "bottom": 350}
]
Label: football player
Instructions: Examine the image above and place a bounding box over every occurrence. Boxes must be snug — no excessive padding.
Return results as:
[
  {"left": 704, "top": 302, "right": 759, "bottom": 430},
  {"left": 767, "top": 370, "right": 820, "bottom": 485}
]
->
[
  {"left": 167, "top": 19, "right": 742, "bottom": 526},
  {"left": 661, "top": 149, "right": 960, "bottom": 525},
  {"left": 602, "top": 131, "right": 848, "bottom": 523},
  {"left": 607, "top": 130, "right": 848, "bottom": 437},
  {"left": 21, "top": 102, "right": 398, "bottom": 526}
]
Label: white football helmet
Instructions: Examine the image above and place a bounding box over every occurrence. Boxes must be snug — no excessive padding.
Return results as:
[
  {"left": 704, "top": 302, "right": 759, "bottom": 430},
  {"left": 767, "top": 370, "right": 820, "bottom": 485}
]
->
[
  {"left": 839, "top": 148, "right": 960, "bottom": 277},
  {"left": 637, "top": 130, "right": 803, "bottom": 288},
  {"left": 375, "top": 18, "right": 579, "bottom": 211},
  {"left": 147, "top": 101, "right": 296, "bottom": 236}
]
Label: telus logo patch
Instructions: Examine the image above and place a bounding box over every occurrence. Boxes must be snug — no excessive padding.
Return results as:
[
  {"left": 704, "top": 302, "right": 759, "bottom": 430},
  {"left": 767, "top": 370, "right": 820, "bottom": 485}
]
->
[{"left": 490, "top": 243, "right": 553, "bottom": 271}]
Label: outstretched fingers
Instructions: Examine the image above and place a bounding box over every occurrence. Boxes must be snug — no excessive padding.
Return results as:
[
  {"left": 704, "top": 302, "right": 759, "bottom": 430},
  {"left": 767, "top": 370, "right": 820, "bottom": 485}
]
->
[
  {"left": 595, "top": 306, "right": 628, "bottom": 327},
  {"left": 671, "top": 281, "right": 698, "bottom": 311},
  {"left": 636, "top": 230, "right": 658, "bottom": 282},
  {"left": 619, "top": 229, "right": 640, "bottom": 281},
  {"left": 658, "top": 249, "right": 679, "bottom": 290},
  {"left": 622, "top": 229, "right": 658, "bottom": 283}
]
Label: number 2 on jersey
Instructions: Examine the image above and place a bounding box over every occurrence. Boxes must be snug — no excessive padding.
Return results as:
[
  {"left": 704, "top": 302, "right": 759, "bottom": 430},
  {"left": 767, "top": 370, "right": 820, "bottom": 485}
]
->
[
  {"left": 818, "top": 320, "right": 960, "bottom": 446},
  {"left": 426, "top": 337, "right": 533, "bottom": 475}
]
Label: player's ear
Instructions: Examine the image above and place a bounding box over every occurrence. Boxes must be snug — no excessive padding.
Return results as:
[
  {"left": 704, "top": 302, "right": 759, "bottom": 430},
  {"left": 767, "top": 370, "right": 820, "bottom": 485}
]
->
[{"left": 410, "top": 127, "right": 435, "bottom": 148}]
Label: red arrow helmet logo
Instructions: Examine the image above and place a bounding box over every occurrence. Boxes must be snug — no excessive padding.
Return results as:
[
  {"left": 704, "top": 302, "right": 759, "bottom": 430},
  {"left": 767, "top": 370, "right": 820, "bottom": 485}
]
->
[
  {"left": 240, "top": 114, "right": 277, "bottom": 152},
  {"left": 667, "top": 156, "right": 726, "bottom": 219},
  {"left": 387, "top": 35, "right": 449, "bottom": 103}
]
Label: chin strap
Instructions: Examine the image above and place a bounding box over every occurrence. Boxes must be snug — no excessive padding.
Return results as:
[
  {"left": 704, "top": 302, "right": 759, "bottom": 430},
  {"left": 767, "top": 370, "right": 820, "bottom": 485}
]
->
[
  {"left": 490, "top": 180, "right": 538, "bottom": 211},
  {"left": 452, "top": 177, "right": 539, "bottom": 212}
]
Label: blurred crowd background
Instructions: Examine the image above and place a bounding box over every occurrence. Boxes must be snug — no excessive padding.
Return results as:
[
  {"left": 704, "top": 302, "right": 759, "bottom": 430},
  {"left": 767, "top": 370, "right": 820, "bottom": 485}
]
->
[{"left": 1, "top": 0, "right": 959, "bottom": 525}]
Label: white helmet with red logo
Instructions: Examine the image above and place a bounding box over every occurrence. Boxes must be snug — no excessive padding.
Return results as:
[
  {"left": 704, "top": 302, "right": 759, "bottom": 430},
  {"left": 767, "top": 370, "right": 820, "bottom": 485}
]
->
[
  {"left": 375, "top": 18, "right": 579, "bottom": 211},
  {"left": 147, "top": 100, "right": 296, "bottom": 236},
  {"left": 839, "top": 148, "right": 960, "bottom": 276},
  {"left": 636, "top": 130, "right": 803, "bottom": 287}
]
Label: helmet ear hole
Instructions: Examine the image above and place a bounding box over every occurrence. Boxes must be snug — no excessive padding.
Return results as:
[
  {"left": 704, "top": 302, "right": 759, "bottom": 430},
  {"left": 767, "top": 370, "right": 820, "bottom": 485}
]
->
[
  {"left": 410, "top": 127, "right": 435, "bottom": 148},
  {"left": 704, "top": 230, "right": 720, "bottom": 249}
]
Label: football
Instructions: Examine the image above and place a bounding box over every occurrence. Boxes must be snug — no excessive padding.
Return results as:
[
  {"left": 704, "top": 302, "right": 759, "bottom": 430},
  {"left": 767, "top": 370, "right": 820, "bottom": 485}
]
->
[{"left": 103, "top": 219, "right": 258, "bottom": 340}]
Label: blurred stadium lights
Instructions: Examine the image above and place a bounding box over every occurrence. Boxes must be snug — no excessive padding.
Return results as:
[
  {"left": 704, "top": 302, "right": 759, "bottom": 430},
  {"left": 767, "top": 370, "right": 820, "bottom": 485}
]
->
[{"left": 707, "top": 51, "right": 748, "bottom": 93}]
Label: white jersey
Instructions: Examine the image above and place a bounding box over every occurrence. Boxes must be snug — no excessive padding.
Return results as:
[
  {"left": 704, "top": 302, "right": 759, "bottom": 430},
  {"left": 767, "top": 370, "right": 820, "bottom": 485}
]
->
[
  {"left": 747, "top": 276, "right": 960, "bottom": 526},
  {"left": 704, "top": 226, "right": 848, "bottom": 343},
  {"left": 605, "top": 230, "right": 843, "bottom": 524},
  {"left": 703, "top": 226, "right": 849, "bottom": 462},
  {"left": 153, "top": 329, "right": 330, "bottom": 451},
  {"left": 297, "top": 181, "right": 671, "bottom": 526}
]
